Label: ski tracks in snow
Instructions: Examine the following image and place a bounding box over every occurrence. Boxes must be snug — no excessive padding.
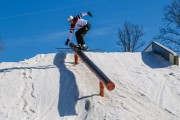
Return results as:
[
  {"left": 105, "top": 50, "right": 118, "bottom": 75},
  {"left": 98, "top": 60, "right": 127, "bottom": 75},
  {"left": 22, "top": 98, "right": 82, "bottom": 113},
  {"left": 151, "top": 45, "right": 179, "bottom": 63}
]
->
[
  {"left": 0, "top": 63, "right": 37, "bottom": 120},
  {"left": 19, "top": 67, "right": 37, "bottom": 119},
  {"left": 17, "top": 54, "right": 59, "bottom": 120}
]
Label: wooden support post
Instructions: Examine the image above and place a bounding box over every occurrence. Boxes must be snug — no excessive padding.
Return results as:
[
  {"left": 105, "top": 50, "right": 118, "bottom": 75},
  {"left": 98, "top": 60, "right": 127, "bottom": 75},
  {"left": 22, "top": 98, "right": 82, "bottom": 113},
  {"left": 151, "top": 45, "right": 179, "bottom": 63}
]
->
[
  {"left": 100, "top": 81, "right": 104, "bottom": 97},
  {"left": 74, "top": 54, "right": 78, "bottom": 64}
]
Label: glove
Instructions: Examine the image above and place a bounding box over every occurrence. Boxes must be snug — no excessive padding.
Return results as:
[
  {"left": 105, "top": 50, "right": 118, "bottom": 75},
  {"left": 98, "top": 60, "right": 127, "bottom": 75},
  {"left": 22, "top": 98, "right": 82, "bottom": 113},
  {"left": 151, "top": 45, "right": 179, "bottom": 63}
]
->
[
  {"left": 87, "top": 11, "right": 93, "bottom": 17},
  {"left": 65, "top": 39, "right": 70, "bottom": 46}
]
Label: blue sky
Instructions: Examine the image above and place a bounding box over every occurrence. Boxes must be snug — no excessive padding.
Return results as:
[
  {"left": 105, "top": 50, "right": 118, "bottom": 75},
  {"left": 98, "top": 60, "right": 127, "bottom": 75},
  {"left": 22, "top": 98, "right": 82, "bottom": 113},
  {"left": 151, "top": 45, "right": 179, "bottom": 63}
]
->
[{"left": 0, "top": 0, "right": 172, "bottom": 62}]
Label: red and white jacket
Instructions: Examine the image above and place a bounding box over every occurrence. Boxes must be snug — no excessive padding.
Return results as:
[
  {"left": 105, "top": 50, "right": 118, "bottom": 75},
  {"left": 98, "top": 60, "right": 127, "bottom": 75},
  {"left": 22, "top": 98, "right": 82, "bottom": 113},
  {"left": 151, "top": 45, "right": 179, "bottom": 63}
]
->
[{"left": 68, "top": 12, "right": 88, "bottom": 40}]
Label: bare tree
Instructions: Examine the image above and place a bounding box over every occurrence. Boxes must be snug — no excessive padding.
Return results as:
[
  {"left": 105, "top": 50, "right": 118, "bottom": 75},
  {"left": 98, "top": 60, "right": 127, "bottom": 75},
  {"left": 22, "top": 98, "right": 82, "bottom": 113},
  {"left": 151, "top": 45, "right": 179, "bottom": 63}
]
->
[
  {"left": 154, "top": 0, "right": 180, "bottom": 53},
  {"left": 117, "top": 21, "right": 145, "bottom": 52}
]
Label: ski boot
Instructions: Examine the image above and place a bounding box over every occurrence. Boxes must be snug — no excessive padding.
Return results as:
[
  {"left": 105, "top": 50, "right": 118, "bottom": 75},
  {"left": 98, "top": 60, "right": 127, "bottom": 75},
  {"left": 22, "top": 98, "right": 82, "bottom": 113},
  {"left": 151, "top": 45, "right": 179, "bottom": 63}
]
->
[
  {"left": 73, "top": 44, "right": 83, "bottom": 50},
  {"left": 81, "top": 44, "right": 89, "bottom": 50}
]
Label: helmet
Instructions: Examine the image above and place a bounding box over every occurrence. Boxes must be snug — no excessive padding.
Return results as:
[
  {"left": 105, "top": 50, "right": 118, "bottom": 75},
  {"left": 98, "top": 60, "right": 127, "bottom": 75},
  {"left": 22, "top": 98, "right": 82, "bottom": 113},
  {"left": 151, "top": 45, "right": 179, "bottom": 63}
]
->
[{"left": 67, "top": 15, "right": 73, "bottom": 21}]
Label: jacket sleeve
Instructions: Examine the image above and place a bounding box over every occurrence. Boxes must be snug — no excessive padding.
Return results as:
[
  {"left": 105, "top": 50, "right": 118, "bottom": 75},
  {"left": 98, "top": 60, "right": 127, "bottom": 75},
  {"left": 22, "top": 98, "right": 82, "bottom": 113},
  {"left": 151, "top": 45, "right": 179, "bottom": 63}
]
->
[
  {"left": 80, "top": 12, "right": 88, "bottom": 17},
  {"left": 67, "top": 24, "right": 75, "bottom": 40},
  {"left": 75, "top": 12, "right": 88, "bottom": 19}
]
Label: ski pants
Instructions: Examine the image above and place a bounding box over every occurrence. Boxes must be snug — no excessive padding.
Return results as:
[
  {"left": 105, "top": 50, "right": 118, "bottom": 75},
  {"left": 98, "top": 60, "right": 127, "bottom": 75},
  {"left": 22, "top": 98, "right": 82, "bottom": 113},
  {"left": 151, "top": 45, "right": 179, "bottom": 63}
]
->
[{"left": 75, "top": 23, "right": 91, "bottom": 45}]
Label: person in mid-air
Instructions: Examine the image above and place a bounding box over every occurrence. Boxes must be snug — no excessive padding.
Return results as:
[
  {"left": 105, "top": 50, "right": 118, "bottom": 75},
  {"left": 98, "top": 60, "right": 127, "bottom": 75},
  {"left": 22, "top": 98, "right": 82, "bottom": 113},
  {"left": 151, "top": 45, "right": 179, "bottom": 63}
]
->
[{"left": 65, "top": 11, "right": 93, "bottom": 50}]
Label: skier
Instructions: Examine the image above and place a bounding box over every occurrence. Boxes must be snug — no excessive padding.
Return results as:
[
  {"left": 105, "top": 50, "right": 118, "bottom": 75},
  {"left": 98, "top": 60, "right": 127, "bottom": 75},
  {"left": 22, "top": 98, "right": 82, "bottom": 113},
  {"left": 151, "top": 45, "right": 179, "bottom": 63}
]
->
[{"left": 65, "top": 11, "right": 93, "bottom": 50}]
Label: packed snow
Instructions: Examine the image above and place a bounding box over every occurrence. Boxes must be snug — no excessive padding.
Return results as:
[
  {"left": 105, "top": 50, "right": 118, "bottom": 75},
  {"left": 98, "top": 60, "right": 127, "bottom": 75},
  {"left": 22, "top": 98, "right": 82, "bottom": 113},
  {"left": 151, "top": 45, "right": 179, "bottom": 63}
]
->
[{"left": 0, "top": 52, "right": 180, "bottom": 120}]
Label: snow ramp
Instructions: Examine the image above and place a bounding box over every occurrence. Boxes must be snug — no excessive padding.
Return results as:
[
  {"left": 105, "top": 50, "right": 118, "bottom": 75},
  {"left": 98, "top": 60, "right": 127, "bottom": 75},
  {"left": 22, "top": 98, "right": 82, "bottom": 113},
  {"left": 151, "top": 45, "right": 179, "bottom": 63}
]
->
[{"left": 0, "top": 52, "right": 180, "bottom": 120}]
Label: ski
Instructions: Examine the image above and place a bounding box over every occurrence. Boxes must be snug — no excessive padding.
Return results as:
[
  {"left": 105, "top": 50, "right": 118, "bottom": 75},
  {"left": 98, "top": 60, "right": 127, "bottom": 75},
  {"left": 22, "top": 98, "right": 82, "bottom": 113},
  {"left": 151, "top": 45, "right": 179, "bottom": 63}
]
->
[
  {"left": 79, "top": 48, "right": 101, "bottom": 52},
  {"left": 55, "top": 47, "right": 71, "bottom": 50},
  {"left": 55, "top": 47, "right": 71, "bottom": 53},
  {"left": 55, "top": 47, "right": 101, "bottom": 52}
]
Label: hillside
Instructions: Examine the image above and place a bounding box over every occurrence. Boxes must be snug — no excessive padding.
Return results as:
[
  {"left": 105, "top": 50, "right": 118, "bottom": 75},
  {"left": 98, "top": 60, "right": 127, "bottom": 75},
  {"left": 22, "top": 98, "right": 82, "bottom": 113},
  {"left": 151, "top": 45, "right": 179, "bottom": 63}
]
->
[{"left": 0, "top": 52, "right": 180, "bottom": 120}]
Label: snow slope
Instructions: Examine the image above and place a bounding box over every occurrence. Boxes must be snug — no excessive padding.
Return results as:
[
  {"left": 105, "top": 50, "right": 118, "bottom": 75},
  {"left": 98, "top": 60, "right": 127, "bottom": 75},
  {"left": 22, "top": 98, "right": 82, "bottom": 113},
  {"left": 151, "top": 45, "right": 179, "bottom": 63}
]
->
[{"left": 0, "top": 52, "right": 180, "bottom": 120}]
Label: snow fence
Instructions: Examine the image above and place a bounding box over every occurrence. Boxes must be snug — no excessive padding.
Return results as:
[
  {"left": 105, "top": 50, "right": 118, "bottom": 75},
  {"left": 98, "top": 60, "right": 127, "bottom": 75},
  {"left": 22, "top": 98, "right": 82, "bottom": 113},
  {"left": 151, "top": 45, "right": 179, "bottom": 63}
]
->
[{"left": 144, "top": 41, "right": 179, "bottom": 65}]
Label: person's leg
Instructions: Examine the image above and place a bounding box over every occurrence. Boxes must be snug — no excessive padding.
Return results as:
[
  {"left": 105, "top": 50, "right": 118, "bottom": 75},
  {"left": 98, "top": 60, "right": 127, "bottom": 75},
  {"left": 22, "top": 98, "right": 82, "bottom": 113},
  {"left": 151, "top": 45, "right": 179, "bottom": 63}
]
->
[
  {"left": 75, "top": 28, "right": 85, "bottom": 45},
  {"left": 75, "top": 23, "right": 91, "bottom": 46},
  {"left": 81, "top": 23, "right": 91, "bottom": 45}
]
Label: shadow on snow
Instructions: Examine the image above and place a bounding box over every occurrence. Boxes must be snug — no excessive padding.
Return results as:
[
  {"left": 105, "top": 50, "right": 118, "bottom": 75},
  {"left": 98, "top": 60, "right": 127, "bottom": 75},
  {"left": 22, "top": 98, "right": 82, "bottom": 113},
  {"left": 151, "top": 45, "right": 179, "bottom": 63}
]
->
[
  {"left": 53, "top": 53, "right": 79, "bottom": 117},
  {"left": 141, "top": 52, "right": 171, "bottom": 68}
]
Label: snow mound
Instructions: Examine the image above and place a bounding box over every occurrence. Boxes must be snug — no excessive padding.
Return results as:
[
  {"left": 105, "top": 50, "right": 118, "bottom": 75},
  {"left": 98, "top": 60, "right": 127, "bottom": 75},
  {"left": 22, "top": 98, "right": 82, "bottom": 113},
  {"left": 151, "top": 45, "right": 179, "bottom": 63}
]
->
[{"left": 0, "top": 52, "right": 180, "bottom": 120}]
